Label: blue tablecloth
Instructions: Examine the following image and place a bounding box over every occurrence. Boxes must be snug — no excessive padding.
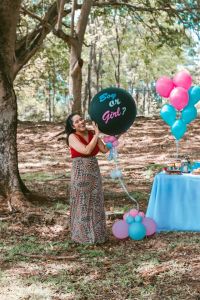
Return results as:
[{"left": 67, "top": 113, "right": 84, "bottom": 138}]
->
[{"left": 146, "top": 173, "right": 200, "bottom": 232}]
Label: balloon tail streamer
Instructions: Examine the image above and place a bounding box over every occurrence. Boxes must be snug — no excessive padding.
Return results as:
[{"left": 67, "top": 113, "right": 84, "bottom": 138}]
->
[
  {"left": 112, "top": 147, "right": 139, "bottom": 211},
  {"left": 175, "top": 140, "right": 179, "bottom": 159},
  {"left": 118, "top": 177, "right": 139, "bottom": 211}
]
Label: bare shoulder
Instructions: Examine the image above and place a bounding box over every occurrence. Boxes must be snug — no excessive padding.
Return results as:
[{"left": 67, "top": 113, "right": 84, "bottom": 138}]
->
[{"left": 68, "top": 133, "right": 77, "bottom": 142}]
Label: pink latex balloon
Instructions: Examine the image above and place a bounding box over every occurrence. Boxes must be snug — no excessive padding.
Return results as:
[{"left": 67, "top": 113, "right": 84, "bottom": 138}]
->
[
  {"left": 138, "top": 211, "right": 145, "bottom": 218},
  {"left": 169, "top": 87, "right": 189, "bottom": 111},
  {"left": 173, "top": 70, "right": 192, "bottom": 90},
  {"left": 156, "top": 76, "right": 174, "bottom": 98},
  {"left": 123, "top": 212, "right": 130, "bottom": 220},
  {"left": 112, "top": 220, "right": 129, "bottom": 239},
  {"left": 142, "top": 217, "right": 157, "bottom": 236},
  {"left": 112, "top": 140, "right": 119, "bottom": 147},
  {"left": 129, "top": 209, "right": 138, "bottom": 217},
  {"left": 103, "top": 136, "right": 110, "bottom": 143},
  {"left": 108, "top": 136, "right": 117, "bottom": 143}
]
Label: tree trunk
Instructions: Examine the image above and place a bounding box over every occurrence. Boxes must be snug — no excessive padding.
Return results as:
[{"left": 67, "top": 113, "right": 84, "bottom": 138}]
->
[
  {"left": 0, "top": 0, "right": 28, "bottom": 210},
  {"left": 70, "top": 42, "right": 83, "bottom": 114},
  {"left": 70, "top": 0, "right": 93, "bottom": 114}
]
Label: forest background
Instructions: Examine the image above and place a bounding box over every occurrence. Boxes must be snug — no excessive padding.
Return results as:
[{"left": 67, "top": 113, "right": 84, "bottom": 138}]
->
[{"left": 1, "top": 1, "right": 200, "bottom": 299}]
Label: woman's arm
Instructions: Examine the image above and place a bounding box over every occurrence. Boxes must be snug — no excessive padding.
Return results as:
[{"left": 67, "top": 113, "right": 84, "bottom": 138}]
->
[{"left": 97, "top": 138, "right": 110, "bottom": 153}]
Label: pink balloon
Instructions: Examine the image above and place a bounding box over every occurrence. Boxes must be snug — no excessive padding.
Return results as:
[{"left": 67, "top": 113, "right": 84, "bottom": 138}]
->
[
  {"left": 112, "top": 220, "right": 129, "bottom": 239},
  {"left": 103, "top": 136, "right": 110, "bottom": 143},
  {"left": 108, "top": 136, "right": 117, "bottom": 143},
  {"left": 169, "top": 87, "right": 189, "bottom": 111},
  {"left": 112, "top": 140, "right": 119, "bottom": 147},
  {"left": 138, "top": 211, "right": 145, "bottom": 218},
  {"left": 129, "top": 209, "right": 138, "bottom": 217},
  {"left": 156, "top": 76, "right": 174, "bottom": 98},
  {"left": 142, "top": 217, "right": 157, "bottom": 236},
  {"left": 123, "top": 212, "right": 130, "bottom": 220},
  {"left": 173, "top": 70, "right": 192, "bottom": 90}
]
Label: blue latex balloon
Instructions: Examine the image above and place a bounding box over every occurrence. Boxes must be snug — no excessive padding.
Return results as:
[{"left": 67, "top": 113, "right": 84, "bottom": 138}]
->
[
  {"left": 126, "top": 215, "right": 135, "bottom": 224},
  {"left": 106, "top": 142, "right": 113, "bottom": 149},
  {"left": 135, "top": 215, "right": 142, "bottom": 223},
  {"left": 128, "top": 223, "right": 146, "bottom": 240},
  {"left": 171, "top": 119, "right": 187, "bottom": 140},
  {"left": 160, "top": 104, "right": 176, "bottom": 126},
  {"left": 189, "top": 86, "right": 200, "bottom": 105},
  {"left": 181, "top": 105, "right": 197, "bottom": 124}
]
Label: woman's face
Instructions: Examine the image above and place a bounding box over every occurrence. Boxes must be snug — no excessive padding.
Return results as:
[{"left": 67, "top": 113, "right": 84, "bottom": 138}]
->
[{"left": 71, "top": 115, "right": 86, "bottom": 132}]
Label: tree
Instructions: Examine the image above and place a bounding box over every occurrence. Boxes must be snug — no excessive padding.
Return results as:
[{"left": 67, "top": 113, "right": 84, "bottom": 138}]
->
[
  {"left": 54, "top": 0, "right": 93, "bottom": 113},
  {"left": 0, "top": 0, "right": 66, "bottom": 209},
  {"left": 0, "top": 0, "right": 24, "bottom": 209}
]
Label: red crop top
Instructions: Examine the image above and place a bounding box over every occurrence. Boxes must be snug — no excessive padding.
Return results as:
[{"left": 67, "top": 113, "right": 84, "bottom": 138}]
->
[{"left": 70, "top": 131, "right": 99, "bottom": 158}]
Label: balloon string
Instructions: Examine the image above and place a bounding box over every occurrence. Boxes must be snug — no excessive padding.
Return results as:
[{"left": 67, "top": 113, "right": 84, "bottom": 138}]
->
[
  {"left": 112, "top": 147, "right": 139, "bottom": 211},
  {"left": 176, "top": 140, "right": 179, "bottom": 159}
]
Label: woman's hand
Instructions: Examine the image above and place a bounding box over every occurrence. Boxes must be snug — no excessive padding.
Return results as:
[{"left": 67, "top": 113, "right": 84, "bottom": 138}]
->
[{"left": 92, "top": 121, "right": 100, "bottom": 137}]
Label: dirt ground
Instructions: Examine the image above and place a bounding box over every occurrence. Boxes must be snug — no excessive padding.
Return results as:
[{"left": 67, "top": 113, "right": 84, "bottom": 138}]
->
[{"left": 0, "top": 116, "right": 200, "bottom": 300}]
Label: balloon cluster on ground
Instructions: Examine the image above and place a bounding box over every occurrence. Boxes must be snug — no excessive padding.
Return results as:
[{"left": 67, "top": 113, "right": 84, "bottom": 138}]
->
[
  {"left": 156, "top": 70, "right": 200, "bottom": 140},
  {"left": 112, "top": 209, "right": 156, "bottom": 241}
]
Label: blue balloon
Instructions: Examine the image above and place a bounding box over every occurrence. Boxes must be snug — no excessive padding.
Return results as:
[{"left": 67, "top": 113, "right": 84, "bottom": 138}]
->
[
  {"left": 106, "top": 142, "right": 113, "bottom": 149},
  {"left": 126, "top": 215, "right": 135, "bottom": 224},
  {"left": 188, "top": 86, "right": 200, "bottom": 105},
  {"left": 181, "top": 105, "right": 197, "bottom": 124},
  {"left": 171, "top": 119, "right": 187, "bottom": 140},
  {"left": 128, "top": 223, "right": 146, "bottom": 240},
  {"left": 160, "top": 104, "right": 176, "bottom": 126},
  {"left": 135, "top": 215, "right": 142, "bottom": 223}
]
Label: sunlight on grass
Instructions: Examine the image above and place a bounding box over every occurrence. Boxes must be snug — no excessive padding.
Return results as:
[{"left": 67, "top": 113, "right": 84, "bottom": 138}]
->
[{"left": 0, "top": 275, "right": 54, "bottom": 300}]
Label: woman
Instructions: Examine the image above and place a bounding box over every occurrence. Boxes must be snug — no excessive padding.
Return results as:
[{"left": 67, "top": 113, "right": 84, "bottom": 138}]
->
[{"left": 66, "top": 113, "right": 109, "bottom": 244}]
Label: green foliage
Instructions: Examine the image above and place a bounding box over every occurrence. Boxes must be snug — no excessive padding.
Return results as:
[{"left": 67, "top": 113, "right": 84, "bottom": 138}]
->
[
  {"left": 15, "top": 33, "right": 70, "bottom": 121},
  {"left": 15, "top": 1, "right": 200, "bottom": 120}
]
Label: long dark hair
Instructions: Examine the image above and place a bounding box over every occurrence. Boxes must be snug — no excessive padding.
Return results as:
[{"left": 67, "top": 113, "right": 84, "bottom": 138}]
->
[{"left": 65, "top": 113, "right": 78, "bottom": 145}]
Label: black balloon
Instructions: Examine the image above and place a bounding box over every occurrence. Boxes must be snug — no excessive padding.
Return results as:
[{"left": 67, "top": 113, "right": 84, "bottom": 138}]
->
[{"left": 89, "top": 87, "right": 137, "bottom": 135}]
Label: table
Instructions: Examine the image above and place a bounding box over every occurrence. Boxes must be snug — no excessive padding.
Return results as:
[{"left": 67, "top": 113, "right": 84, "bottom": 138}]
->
[{"left": 146, "top": 173, "right": 200, "bottom": 232}]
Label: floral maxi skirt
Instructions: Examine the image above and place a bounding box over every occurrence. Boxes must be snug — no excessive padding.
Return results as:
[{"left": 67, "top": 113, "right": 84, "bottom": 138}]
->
[{"left": 70, "top": 157, "right": 106, "bottom": 244}]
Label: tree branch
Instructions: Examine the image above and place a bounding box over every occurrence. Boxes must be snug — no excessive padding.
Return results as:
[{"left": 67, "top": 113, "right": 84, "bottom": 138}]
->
[
  {"left": 53, "top": 28, "right": 75, "bottom": 47},
  {"left": 71, "top": 0, "right": 77, "bottom": 36},
  {"left": 55, "top": 0, "right": 66, "bottom": 31},
  {"left": 93, "top": 0, "right": 199, "bottom": 14},
  {"left": 20, "top": 7, "right": 43, "bottom": 23},
  {"left": 14, "top": 2, "right": 72, "bottom": 77},
  {"left": 77, "top": 0, "right": 93, "bottom": 45}
]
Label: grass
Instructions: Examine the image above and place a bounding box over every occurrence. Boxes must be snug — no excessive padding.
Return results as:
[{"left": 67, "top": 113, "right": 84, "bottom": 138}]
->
[
  {"left": 51, "top": 201, "right": 69, "bottom": 213},
  {"left": 1, "top": 235, "right": 72, "bottom": 262},
  {"left": 21, "top": 171, "right": 67, "bottom": 182},
  {"left": 0, "top": 222, "right": 9, "bottom": 239},
  {"left": 1, "top": 231, "right": 200, "bottom": 299},
  {"left": 1, "top": 199, "right": 200, "bottom": 299}
]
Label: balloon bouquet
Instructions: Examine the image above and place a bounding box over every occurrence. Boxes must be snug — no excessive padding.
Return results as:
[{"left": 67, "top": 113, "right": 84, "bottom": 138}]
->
[
  {"left": 89, "top": 87, "right": 157, "bottom": 241},
  {"left": 157, "top": 70, "right": 200, "bottom": 156}
]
